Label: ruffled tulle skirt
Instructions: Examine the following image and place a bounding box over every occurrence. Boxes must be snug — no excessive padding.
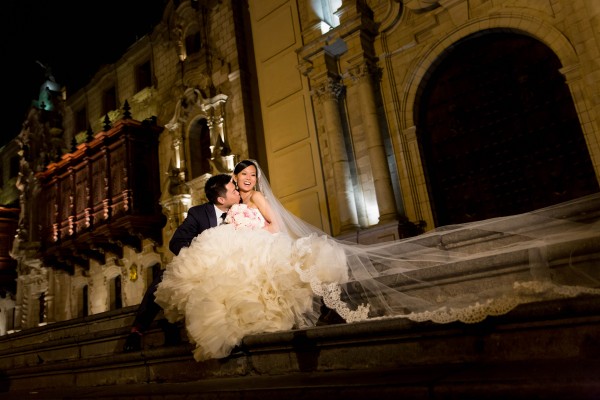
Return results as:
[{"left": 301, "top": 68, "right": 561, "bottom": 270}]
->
[{"left": 155, "top": 224, "right": 321, "bottom": 361}]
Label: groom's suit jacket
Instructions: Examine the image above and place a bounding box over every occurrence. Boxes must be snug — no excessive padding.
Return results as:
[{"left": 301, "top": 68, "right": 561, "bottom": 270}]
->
[{"left": 169, "top": 202, "right": 219, "bottom": 256}]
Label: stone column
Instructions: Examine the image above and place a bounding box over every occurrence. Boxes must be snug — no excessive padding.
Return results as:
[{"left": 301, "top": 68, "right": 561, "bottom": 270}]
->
[
  {"left": 348, "top": 62, "right": 397, "bottom": 223},
  {"left": 44, "top": 269, "right": 55, "bottom": 323},
  {"left": 14, "top": 275, "right": 24, "bottom": 330},
  {"left": 206, "top": 94, "right": 235, "bottom": 173},
  {"left": 315, "top": 78, "right": 359, "bottom": 233},
  {"left": 171, "top": 132, "right": 186, "bottom": 181}
]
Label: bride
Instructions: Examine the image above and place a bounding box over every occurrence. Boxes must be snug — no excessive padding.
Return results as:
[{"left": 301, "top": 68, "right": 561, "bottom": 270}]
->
[
  {"left": 156, "top": 159, "right": 600, "bottom": 361},
  {"left": 155, "top": 160, "right": 335, "bottom": 360}
]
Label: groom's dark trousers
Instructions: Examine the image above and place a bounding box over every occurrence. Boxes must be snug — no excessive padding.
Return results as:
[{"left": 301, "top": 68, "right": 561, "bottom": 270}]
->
[{"left": 123, "top": 202, "right": 219, "bottom": 351}]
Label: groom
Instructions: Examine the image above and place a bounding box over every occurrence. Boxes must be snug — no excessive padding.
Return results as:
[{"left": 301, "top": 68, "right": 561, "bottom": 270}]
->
[{"left": 123, "top": 173, "right": 240, "bottom": 352}]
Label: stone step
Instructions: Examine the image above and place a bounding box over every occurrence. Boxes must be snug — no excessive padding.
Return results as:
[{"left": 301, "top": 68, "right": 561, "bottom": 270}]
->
[{"left": 1, "top": 295, "right": 599, "bottom": 399}]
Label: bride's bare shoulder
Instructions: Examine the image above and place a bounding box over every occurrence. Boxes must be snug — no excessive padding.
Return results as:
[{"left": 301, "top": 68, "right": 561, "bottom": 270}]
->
[{"left": 252, "top": 191, "right": 266, "bottom": 201}]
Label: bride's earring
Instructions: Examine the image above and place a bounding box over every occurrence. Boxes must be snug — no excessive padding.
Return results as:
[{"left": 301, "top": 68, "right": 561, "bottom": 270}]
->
[{"left": 234, "top": 181, "right": 239, "bottom": 190}]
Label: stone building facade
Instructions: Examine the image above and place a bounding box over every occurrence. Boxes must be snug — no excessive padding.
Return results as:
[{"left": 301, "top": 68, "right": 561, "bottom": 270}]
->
[{"left": 2, "top": 0, "right": 599, "bottom": 333}]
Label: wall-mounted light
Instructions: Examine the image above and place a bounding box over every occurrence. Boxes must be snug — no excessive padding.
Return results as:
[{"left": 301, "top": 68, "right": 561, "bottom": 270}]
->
[{"left": 129, "top": 264, "right": 138, "bottom": 281}]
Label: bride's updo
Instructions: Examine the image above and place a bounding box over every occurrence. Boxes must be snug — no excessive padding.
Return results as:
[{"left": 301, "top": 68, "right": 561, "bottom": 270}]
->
[{"left": 233, "top": 159, "right": 257, "bottom": 175}]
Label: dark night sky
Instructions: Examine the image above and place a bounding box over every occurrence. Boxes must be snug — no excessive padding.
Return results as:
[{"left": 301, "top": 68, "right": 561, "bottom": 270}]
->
[{"left": 1, "top": 0, "right": 167, "bottom": 148}]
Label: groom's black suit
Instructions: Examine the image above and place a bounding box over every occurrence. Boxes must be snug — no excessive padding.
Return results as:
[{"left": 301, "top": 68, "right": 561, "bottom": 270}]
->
[
  {"left": 169, "top": 202, "right": 219, "bottom": 256},
  {"left": 124, "top": 202, "right": 219, "bottom": 351}
]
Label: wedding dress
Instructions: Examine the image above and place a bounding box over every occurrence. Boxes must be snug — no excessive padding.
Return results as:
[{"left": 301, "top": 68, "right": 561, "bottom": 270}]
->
[
  {"left": 155, "top": 203, "right": 347, "bottom": 361},
  {"left": 157, "top": 160, "right": 600, "bottom": 361}
]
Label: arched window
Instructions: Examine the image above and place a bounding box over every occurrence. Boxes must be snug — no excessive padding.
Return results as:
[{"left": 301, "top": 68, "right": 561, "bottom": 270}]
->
[
  {"left": 38, "top": 293, "right": 45, "bottom": 324},
  {"left": 109, "top": 276, "right": 122, "bottom": 310},
  {"left": 185, "top": 31, "right": 202, "bottom": 56},
  {"left": 75, "top": 107, "right": 87, "bottom": 134},
  {"left": 188, "top": 118, "right": 211, "bottom": 178},
  {"left": 314, "top": 0, "right": 342, "bottom": 33},
  {"left": 79, "top": 285, "right": 89, "bottom": 318},
  {"left": 135, "top": 60, "right": 152, "bottom": 92}
]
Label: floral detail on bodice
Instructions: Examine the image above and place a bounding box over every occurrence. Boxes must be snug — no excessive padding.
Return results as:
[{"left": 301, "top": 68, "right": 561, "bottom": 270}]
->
[{"left": 224, "top": 203, "right": 265, "bottom": 229}]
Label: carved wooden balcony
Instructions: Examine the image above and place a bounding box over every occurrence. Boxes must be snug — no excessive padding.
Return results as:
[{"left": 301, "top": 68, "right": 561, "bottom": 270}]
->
[
  {"left": 36, "top": 118, "right": 165, "bottom": 271},
  {"left": 0, "top": 206, "right": 18, "bottom": 292}
]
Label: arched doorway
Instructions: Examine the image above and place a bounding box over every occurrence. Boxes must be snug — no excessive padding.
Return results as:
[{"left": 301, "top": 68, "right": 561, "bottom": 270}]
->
[{"left": 416, "top": 31, "right": 599, "bottom": 226}]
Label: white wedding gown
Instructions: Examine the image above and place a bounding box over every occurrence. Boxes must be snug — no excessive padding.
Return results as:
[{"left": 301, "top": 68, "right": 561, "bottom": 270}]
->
[
  {"left": 156, "top": 193, "right": 600, "bottom": 362},
  {"left": 155, "top": 204, "right": 348, "bottom": 361}
]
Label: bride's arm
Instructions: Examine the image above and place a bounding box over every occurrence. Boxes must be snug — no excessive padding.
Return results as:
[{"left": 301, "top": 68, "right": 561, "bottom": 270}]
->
[{"left": 252, "top": 191, "right": 280, "bottom": 233}]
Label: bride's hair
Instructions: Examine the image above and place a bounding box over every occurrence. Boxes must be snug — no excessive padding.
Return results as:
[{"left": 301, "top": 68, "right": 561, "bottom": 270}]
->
[
  {"left": 232, "top": 160, "right": 600, "bottom": 324},
  {"left": 233, "top": 159, "right": 256, "bottom": 176}
]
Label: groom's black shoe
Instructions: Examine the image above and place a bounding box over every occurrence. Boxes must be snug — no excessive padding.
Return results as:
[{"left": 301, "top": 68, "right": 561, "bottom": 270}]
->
[
  {"left": 316, "top": 306, "right": 345, "bottom": 326},
  {"left": 229, "top": 344, "right": 249, "bottom": 357}
]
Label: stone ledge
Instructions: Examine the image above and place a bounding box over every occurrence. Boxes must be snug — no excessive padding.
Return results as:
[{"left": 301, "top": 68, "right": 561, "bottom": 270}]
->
[
  {"left": 6, "top": 359, "right": 600, "bottom": 399},
  {"left": 1, "top": 295, "right": 598, "bottom": 398}
]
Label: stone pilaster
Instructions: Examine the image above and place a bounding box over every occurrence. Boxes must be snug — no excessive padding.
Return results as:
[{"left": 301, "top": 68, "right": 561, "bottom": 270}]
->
[
  {"left": 347, "top": 62, "right": 398, "bottom": 223},
  {"left": 314, "top": 78, "right": 359, "bottom": 233}
]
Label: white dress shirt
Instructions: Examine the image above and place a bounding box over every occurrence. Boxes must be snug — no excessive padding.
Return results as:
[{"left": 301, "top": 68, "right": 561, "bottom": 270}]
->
[{"left": 214, "top": 205, "right": 226, "bottom": 226}]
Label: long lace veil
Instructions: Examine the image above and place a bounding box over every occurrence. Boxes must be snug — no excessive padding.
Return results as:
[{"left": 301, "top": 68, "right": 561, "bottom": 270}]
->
[{"left": 249, "top": 159, "right": 600, "bottom": 324}]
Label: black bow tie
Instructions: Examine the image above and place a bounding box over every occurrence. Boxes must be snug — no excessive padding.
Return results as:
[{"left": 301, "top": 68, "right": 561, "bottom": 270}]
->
[{"left": 220, "top": 212, "right": 227, "bottom": 221}]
